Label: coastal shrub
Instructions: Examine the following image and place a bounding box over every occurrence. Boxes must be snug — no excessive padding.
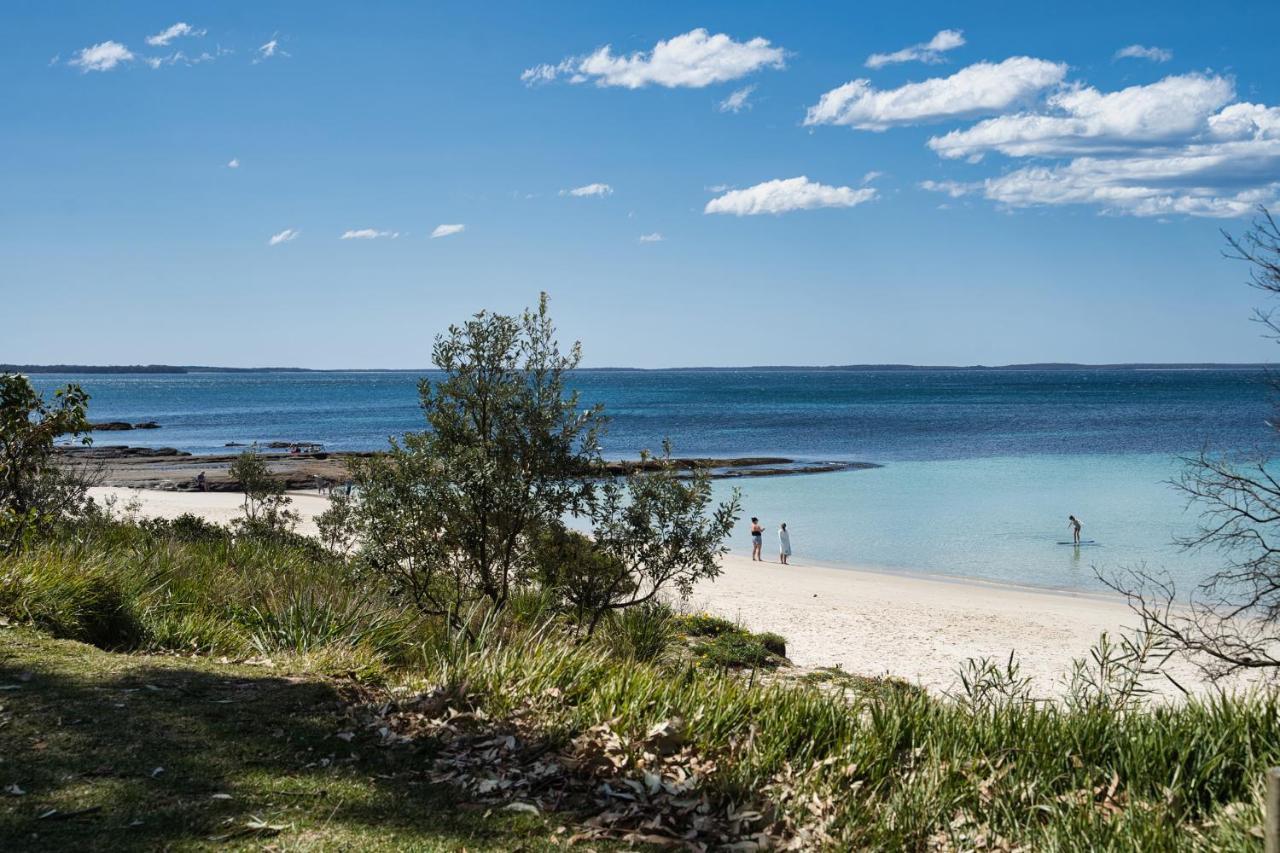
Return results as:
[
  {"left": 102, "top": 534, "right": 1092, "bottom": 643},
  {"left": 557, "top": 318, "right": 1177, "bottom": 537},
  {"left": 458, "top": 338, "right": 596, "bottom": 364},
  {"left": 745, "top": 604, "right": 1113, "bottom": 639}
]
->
[
  {"left": 569, "top": 442, "right": 740, "bottom": 634},
  {"left": 698, "top": 630, "right": 775, "bottom": 669},
  {"left": 757, "top": 631, "right": 787, "bottom": 657},
  {"left": 138, "top": 512, "right": 228, "bottom": 544},
  {"left": 334, "top": 296, "right": 739, "bottom": 635},
  {"left": 0, "top": 373, "right": 93, "bottom": 553},
  {"left": 228, "top": 448, "right": 299, "bottom": 535},
  {"left": 598, "top": 599, "right": 677, "bottom": 663},
  {"left": 673, "top": 612, "right": 738, "bottom": 637},
  {"left": 338, "top": 294, "right": 604, "bottom": 627}
]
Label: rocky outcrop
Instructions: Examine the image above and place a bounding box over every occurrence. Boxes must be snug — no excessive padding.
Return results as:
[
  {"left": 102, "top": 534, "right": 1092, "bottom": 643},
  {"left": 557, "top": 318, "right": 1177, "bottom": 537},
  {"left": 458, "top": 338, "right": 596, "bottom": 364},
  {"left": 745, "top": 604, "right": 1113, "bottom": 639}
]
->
[
  {"left": 89, "top": 421, "right": 161, "bottom": 431},
  {"left": 59, "top": 446, "right": 188, "bottom": 459}
]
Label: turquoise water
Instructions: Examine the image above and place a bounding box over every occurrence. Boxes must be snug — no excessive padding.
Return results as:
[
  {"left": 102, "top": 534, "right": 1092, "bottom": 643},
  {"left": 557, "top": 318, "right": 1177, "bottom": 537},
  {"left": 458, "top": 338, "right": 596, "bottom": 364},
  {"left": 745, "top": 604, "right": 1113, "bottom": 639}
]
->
[
  {"left": 27, "top": 367, "right": 1278, "bottom": 592},
  {"left": 715, "top": 454, "right": 1198, "bottom": 591}
]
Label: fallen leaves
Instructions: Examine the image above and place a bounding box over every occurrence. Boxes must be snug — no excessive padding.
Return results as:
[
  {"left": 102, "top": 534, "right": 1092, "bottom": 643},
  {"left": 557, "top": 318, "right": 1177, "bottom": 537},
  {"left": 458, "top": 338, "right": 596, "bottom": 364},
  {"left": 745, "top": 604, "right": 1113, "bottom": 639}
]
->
[{"left": 349, "top": 689, "right": 794, "bottom": 850}]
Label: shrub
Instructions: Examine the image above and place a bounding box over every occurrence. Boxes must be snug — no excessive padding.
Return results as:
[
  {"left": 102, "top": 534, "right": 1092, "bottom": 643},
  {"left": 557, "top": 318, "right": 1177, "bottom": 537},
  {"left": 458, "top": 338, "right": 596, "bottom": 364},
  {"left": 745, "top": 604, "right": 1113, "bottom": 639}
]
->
[
  {"left": 138, "top": 513, "right": 228, "bottom": 544},
  {"left": 757, "top": 631, "right": 787, "bottom": 657},
  {"left": 598, "top": 599, "right": 677, "bottom": 663},
  {"left": 673, "top": 612, "right": 739, "bottom": 637},
  {"left": 698, "top": 631, "right": 774, "bottom": 669},
  {"left": 229, "top": 449, "right": 299, "bottom": 535},
  {"left": 0, "top": 374, "right": 92, "bottom": 553}
]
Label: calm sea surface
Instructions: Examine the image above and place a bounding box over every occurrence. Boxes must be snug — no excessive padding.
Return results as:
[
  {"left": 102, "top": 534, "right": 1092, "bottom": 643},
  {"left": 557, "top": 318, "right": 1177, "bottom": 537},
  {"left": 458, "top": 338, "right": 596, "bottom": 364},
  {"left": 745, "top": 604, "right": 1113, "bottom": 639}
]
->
[{"left": 31, "top": 368, "right": 1280, "bottom": 592}]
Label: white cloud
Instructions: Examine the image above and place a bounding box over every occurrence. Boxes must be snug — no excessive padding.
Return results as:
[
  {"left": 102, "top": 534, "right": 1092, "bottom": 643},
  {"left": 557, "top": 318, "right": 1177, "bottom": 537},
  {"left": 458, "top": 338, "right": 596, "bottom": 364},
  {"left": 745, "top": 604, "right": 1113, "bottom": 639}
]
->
[
  {"left": 227, "top": 158, "right": 240, "bottom": 169},
  {"left": 804, "top": 57, "right": 1067, "bottom": 130},
  {"left": 638, "top": 232, "right": 664, "bottom": 242},
  {"left": 979, "top": 153, "right": 1280, "bottom": 218},
  {"left": 862, "top": 170, "right": 883, "bottom": 184},
  {"left": 919, "top": 179, "right": 976, "bottom": 198},
  {"left": 431, "top": 224, "right": 465, "bottom": 239},
  {"left": 146, "top": 22, "right": 204, "bottom": 47},
  {"left": 704, "top": 176, "right": 877, "bottom": 216},
  {"left": 866, "top": 29, "right": 965, "bottom": 69},
  {"left": 1207, "top": 102, "right": 1280, "bottom": 140},
  {"left": 719, "top": 84, "right": 756, "bottom": 113},
  {"left": 915, "top": 64, "right": 1280, "bottom": 218},
  {"left": 928, "top": 73, "right": 1236, "bottom": 159},
  {"left": 268, "top": 228, "right": 299, "bottom": 246},
  {"left": 341, "top": 229, "right": 399, "bottom": 240},
  {"left": 143, "top": 44, "right": 229, "bottom": 69},
  {"left": 523, "top": 28, "right": 785, "bottom": 89},
  {"left": 1114, "top": 44, "right": 1172, "bottom": 63},
  {"left": 69, "top": 41, "right": 134, "bottom": 73},
  {"left": 923, "top": 129, "right": 1280, "bottom": 218},
  {"left": 254, "top": 38, "right": 288, "bottom": 63},
  {"left": 560, "top": 183, "right": 613, "bottom": 198}
]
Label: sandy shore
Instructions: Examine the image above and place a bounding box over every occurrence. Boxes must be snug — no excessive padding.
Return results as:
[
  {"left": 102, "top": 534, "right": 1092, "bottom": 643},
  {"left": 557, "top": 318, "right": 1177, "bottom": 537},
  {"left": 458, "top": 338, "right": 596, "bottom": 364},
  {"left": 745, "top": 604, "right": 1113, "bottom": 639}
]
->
[{"left": 89, "top": 485, "right": 1231, "bottom": 697}]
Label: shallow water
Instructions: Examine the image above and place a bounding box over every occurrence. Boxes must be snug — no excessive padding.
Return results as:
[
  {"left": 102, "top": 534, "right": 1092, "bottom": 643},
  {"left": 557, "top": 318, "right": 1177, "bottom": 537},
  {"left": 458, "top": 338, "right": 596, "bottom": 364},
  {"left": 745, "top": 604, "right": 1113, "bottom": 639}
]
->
[
  {"left": 714, "top": 454, "right": 1202, "bottom": 592},
  {"left": 28, "top": 367, "right": 1278, "bottom": 592}
]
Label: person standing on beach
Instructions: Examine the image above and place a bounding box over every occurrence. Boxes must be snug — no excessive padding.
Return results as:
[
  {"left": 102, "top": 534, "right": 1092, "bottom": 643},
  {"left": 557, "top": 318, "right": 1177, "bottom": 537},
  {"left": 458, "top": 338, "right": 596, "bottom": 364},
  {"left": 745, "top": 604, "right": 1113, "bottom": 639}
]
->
[
  {"left": 1068, "top": 515, "right": 1082, "bottom": 546},
  {"left": 778, "top": 522, "right": 792, "bottom": 565},
  {"left": 195, "top": 471, "right": 206, "bottom": 492},
  {"left": 750, "top": 517, "right": 763, "bottom": 561}
]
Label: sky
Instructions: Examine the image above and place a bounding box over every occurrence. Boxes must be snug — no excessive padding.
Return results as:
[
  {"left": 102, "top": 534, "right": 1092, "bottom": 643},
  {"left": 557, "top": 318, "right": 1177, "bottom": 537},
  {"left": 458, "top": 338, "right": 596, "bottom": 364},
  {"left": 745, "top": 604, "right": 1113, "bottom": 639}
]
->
[{"left": 4, "top": 1, "right": 1280, "bottom": 368}]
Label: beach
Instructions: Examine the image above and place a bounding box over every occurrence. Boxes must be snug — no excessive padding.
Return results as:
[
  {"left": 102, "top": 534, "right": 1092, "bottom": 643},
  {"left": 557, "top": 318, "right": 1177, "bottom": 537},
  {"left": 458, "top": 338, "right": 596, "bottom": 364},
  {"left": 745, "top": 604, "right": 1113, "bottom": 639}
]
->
[{"left": 89, "top": 485, "right": 1228, "bottom": 697}]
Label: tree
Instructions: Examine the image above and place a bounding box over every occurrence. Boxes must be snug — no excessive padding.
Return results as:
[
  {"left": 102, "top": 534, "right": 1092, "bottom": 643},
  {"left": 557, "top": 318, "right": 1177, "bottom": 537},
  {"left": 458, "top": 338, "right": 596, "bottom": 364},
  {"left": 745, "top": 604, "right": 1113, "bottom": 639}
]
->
[
  {"left": 228, "top": 449, "right": 298, "bottom": 536},
  {"left": 1104, "top": 208, "right": 1280, "bottom": 680},
  {"left": 345, "top": 294, "right": 605, "bottom": 623},
  {"left": 551, "top": 442, "right": 741, "bottom": 635},
  {"left": 0, "top": 374, "right": 92, "bottom": 552}
]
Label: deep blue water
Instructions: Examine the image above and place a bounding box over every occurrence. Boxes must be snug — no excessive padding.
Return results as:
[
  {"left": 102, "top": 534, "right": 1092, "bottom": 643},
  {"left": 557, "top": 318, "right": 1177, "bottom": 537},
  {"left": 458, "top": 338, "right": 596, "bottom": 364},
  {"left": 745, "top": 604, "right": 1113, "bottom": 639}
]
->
[
  {"left": 28, "top": 368, "right": 1278, "bottom": 461},
  {"left": 27, "top": 368, "right": 1280, "bottom": 590}
]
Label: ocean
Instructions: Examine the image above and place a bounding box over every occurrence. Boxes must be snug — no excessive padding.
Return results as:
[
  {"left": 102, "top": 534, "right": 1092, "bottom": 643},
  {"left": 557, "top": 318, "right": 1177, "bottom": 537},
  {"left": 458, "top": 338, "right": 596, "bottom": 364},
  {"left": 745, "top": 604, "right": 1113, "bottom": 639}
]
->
[{"left": 30, "top": 367, "right": 1279, "bottom": 593}]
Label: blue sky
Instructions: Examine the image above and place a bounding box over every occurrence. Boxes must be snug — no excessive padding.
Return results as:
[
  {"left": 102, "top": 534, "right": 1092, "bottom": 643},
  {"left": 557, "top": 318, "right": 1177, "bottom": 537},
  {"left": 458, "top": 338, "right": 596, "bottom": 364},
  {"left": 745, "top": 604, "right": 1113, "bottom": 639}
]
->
[{"left": 4, "top": 1, "right": 1279, "bottom": 368}]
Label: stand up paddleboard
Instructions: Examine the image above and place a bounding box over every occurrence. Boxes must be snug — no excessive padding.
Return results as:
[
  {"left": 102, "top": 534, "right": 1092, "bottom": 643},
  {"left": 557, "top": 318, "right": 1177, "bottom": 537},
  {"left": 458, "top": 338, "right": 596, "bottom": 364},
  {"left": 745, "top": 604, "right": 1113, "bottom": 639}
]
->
[{"left": 1057, "top": 540, "right": 1099, "bottom": 546}]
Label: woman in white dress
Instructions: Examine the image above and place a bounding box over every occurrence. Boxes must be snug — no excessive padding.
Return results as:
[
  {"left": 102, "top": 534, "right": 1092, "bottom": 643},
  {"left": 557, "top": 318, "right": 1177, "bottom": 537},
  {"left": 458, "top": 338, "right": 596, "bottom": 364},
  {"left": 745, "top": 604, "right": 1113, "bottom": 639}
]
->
[{"left": 778, "top": 522, "right": 792, "bottom": 565}]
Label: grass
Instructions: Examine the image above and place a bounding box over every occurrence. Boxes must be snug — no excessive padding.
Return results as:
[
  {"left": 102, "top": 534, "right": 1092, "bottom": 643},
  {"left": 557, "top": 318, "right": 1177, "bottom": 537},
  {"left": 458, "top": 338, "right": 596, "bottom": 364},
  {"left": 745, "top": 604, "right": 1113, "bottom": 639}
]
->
[
  {"left": 2, "top": 520, "right": 1279, "bottom": 849},
  {"left": 0, "top": 627, "right": 572, "bottom": 851}
]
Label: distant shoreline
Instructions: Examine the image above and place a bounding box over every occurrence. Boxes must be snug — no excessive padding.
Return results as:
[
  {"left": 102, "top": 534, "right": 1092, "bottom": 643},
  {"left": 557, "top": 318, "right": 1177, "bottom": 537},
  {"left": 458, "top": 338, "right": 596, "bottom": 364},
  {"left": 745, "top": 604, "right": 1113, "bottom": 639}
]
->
[{"left": 8, "top": 362, "right": 1276, "bottom": 375}]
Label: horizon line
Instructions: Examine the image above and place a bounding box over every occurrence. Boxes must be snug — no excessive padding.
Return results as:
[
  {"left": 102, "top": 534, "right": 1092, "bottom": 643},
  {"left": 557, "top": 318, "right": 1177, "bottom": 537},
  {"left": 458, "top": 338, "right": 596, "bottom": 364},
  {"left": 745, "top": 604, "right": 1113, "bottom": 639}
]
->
[{"left": 4, "top": 361, "right": 1277, "bottom": 374}]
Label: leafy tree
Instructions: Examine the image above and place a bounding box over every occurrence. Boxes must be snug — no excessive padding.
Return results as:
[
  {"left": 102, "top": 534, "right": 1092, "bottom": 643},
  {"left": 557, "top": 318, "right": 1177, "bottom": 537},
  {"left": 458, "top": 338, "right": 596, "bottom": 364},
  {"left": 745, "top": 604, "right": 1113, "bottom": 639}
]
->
[
  {"left": 0, "top": 374, "right": 92, "bottom": 552},
  {"left": 345, "top": 294, "right": 605, "bottom": 623},
  {"left": 1106, "top": 208, "right": 1280, "bottom": 680},
  {"left": 228, "top": 449, "right": 298, "bottom": 536},
  {"left": 573, "top": 443, "right": 740, "bottom": 634}
]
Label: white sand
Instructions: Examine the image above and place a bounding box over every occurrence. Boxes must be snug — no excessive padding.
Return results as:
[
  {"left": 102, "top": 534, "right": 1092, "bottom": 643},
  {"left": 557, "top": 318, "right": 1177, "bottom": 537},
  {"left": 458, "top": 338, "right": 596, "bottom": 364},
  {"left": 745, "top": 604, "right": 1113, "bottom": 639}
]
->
[{"left": 89, "top": 486, "right": 1228, "bottom": 697}]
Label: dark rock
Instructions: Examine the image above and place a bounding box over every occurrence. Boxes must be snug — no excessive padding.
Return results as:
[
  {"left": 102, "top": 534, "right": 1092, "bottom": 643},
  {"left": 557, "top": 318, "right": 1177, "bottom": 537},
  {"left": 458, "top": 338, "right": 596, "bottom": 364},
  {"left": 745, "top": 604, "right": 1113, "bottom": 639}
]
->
[
  {"left": 90, "top": 421, "right": 134, "bottom": 431},
  {"left": 133, "top": 422, "right": 160, "bottom": 429},
  {"left": 57, "top": 446, "right": 189, "bottom": 459}
]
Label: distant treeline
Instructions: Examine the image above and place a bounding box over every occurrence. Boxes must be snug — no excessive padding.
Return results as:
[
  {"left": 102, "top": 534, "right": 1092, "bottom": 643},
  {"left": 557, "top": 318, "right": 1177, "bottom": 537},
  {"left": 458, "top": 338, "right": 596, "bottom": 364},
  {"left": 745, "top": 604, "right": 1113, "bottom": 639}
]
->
[
  {"left": 3, "top": 362, "right": 1273, "bottom": 375},
  {"left": 1, "top": 365, "right": 317, "bottom": 375}
]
